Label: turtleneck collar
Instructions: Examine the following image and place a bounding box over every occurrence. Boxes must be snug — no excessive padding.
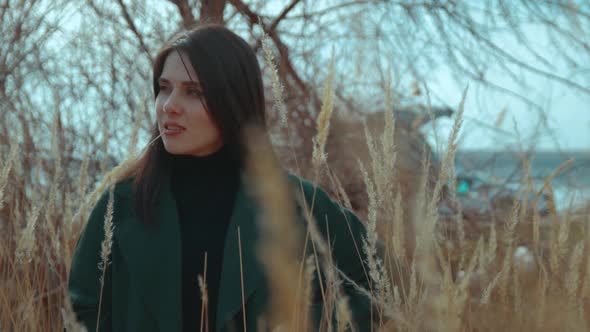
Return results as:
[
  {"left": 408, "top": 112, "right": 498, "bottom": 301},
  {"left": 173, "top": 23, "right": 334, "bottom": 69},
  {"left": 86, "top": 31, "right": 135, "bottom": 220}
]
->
[{"left": 170, "top": 144, "right": 241, "bottom": 178}]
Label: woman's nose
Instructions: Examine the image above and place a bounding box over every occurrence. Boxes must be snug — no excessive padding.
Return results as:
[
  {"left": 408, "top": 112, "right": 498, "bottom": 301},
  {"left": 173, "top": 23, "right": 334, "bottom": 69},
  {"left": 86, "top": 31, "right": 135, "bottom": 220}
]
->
[{"left": 163, "top": 96, "right": 181, "bottom": 114}]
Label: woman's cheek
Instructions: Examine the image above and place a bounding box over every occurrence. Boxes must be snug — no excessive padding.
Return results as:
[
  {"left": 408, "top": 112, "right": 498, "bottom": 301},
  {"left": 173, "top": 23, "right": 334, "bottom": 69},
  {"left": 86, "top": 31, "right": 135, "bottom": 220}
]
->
[{"left": 155, "top": 97, "right": 164, "bottom": 114}]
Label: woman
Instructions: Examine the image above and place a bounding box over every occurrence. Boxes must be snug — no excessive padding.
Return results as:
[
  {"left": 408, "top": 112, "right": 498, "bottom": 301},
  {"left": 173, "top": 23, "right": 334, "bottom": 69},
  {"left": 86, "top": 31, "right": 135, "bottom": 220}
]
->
[{"left": 68, "top": 24, "right": 373, "bottom": 332}]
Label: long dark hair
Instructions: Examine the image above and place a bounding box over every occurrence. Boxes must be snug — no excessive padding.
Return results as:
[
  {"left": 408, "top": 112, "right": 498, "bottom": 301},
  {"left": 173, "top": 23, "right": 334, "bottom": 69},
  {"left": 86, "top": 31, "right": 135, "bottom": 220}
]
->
[{"left": 121, "top": 24, "right": 268, "bottom": 226}]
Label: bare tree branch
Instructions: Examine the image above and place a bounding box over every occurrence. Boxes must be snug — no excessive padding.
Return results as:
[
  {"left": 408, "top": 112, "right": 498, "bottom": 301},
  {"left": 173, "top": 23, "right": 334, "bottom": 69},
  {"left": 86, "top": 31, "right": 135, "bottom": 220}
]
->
[
  {"left": 440, "top": 4, "right": 590, "bottom": 94},
  {"left": 199, "top": 0, "right": 227, "bottom": 23},
  {"left": 167, "top": 0, "right": 196, "bottom": 28},
  {"left": 228, "top": 0, "right": 307, "bottom": 95},
  {"left": 269, "top": 0, "right": 301, "bottom": 32},
  {"left": 115, "top": 0, "right": 154, "bottom": 65}
]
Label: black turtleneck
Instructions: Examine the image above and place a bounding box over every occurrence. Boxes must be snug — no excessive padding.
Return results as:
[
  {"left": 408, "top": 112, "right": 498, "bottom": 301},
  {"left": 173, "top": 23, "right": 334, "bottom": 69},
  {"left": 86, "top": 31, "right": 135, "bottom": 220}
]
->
[{"left": 169, "top": 145, "right": 242, "bottom": 332}]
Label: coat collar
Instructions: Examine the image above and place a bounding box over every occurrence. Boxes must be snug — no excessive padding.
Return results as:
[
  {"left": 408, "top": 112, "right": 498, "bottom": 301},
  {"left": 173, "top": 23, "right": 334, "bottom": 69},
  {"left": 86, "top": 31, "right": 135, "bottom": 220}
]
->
[{"left": 114, "top": 171, "right": 266, "bottom": 331}]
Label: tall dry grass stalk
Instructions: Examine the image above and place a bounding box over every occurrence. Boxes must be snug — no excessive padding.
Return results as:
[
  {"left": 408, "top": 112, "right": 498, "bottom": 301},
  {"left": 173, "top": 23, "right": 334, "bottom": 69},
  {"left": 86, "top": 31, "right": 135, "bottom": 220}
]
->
[
  {"left": 358, "top": 161, "right": 393, "bottom": 315},
  {"left": 96, "top": 186, "right": 115, "bottom": 332},
  {"left": 243, "top": 125, "right": 312, "bottom": 331},
  {"left": 260, "top": 27, "right": 305, "bottom": 184},
  {"left": 14, "top": 201, "right": 42, "bottom": 264},
  {"left": 198, "top": 253, "right": 209, "bottom": 332},
  {"left": 307, "top": 49, "right": 362, "bottom": 331},
  {"left": 312, "top": 49, "right": 335, "bottom": 173},
  {"left": 262, "top": 37, "right": 358, "bottom": 331},
  {"left": 354, "top": 75, "right": 401, "bottom": 321},
  {"left": 261, "top": 33, "right": 287, "bottom": 128},
  {"left": 0, "top": 138, "right": 19, "bottom": 212}
]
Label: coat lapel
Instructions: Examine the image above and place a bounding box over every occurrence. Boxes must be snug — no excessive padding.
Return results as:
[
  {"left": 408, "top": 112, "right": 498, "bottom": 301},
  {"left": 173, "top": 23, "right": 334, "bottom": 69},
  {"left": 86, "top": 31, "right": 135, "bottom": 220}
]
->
[
  {"left": 115, "top": 172, "right": 265, "bottom": 332},
  {"left": 216, "top": 171, "right": 266, "bottom": 331},
  {"left": 115, "top": 174, "right": 182, "bottom": 331}
]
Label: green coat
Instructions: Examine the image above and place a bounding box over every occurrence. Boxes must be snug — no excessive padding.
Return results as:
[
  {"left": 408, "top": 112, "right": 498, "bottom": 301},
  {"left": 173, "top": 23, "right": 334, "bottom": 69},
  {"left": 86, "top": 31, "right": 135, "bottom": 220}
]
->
[{"left": 68, "top": 171, "right": 374, "bottom": 331}]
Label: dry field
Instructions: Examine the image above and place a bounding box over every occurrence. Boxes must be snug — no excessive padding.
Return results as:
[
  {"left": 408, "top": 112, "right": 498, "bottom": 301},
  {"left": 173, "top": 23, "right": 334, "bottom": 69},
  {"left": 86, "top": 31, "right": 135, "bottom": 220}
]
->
[{"left": 1, "top": 46, "right": 589, "bottom": 332}]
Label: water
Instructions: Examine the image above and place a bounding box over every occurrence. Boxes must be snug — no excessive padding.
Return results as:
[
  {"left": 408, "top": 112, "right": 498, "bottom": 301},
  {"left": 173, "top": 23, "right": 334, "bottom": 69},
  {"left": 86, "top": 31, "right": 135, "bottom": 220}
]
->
[{"left": 455, "top": 151, "right": 590, "bottom": 212}]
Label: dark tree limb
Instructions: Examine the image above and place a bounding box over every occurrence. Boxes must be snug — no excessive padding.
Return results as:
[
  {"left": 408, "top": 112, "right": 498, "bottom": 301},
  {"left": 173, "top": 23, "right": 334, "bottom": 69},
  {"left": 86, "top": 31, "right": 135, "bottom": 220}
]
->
[
  {"left": 228, "top": 0, "right": 307, "bottom": 95},
  {"left": 115, "top": 0, "right": 154, "bottom": 65},
  {"left": 269, "top": 0, "right": 301, "bottom": 32},
  {"left": 199, "top": 0, "right": 227, "bottom": 23},
  {"left": 167, "top": 0, "right": 197, "bottom": 28}
]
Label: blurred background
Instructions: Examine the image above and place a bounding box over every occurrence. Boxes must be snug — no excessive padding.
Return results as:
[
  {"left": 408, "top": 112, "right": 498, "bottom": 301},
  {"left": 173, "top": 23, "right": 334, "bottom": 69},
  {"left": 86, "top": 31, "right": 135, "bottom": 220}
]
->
[{"left": 1, "top": 0, "right": 589, "bottom": 221}]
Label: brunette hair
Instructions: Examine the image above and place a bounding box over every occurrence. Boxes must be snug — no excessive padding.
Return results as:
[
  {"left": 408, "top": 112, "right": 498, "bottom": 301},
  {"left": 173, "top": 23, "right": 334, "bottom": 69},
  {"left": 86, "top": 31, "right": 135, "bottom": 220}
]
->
[{"left": 121, "top": 23, "right": 268, "bottom": 226}]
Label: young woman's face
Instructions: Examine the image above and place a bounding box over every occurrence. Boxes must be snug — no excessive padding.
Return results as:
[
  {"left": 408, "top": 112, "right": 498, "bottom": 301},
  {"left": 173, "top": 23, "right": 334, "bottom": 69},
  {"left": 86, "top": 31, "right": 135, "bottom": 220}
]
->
[{"left": 156, "top": 51, "right": 223, "bottom": 156}]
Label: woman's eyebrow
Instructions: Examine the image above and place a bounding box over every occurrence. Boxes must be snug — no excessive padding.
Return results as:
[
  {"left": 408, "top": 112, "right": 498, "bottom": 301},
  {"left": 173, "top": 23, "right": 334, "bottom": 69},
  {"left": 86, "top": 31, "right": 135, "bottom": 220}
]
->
[{"left": 158, "top": 77, "right": 201, "bottom": 87}]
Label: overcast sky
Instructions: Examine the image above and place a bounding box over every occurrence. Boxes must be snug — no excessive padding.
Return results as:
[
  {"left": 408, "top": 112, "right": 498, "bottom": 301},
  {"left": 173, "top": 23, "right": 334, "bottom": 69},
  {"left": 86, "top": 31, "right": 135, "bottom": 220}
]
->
[
  {"left": 425, "top": 63, "right": 590, "bottom": 151},
  {"left": 422, "top": 21, "right": 589, "bottom": 152}
]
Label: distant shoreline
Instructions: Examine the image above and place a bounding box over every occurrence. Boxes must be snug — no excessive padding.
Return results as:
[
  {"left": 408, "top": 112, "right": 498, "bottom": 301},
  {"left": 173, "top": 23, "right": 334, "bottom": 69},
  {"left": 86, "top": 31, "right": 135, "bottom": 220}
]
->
[
  {"left": 455, "top": 149, "right": 590, "bottom": 186},
  {"left": 456, "top": 149, "right": 589, "bottom": 155},
  {"left": 455, "top": 150, "right": 590, "bottom": 165}
]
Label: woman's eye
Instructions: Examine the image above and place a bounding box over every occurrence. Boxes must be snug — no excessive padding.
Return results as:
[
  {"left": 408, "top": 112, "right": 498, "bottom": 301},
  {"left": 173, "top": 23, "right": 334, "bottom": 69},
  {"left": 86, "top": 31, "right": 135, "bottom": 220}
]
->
[
  {"left": 188, "top": 89, "right": 203, "bottom": 97},
  {"left": 160, "top": 85, "right": 170, "bottom": 92}
]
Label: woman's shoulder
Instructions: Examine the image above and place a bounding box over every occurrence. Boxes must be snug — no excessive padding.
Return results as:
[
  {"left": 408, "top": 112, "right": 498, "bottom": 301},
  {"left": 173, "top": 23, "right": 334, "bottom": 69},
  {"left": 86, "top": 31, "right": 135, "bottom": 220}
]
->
[
  {"left": 112, "top": 176, "right": 135, "bottom": 199},
  {"left": 82, "top": 175, "right": 142, "bottom": 236},
  {"left": 285, "top": 171, "right": 325, "bottom": 201},
  {"left": 88, "top": 177, "right": 135, "bottom": 219},
  {"left": 284, "top": 171, "right": 367, "bottom": 266},
  {"left": 285, "top": 171, "right": 315, "bottom": 192},
  {"left": 284, "top": 171, "right": 348, "bottom": 217}
]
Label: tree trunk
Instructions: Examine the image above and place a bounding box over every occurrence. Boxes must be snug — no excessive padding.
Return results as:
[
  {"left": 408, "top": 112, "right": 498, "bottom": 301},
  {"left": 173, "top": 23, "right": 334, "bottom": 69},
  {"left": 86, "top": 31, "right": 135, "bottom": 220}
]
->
[{"left": 200, "top": 0, "right": 227, "bottom": 24}]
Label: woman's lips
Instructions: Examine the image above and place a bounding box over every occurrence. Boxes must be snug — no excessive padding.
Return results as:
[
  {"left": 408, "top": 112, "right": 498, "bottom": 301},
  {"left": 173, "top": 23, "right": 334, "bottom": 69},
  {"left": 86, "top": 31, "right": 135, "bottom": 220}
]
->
[{"left": 164, "top": 128, "right": 185, "bottom": 137}]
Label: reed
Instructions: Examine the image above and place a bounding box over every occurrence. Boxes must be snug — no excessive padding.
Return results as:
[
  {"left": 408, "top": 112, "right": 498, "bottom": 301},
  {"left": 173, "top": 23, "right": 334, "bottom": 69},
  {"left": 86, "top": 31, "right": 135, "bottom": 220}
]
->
[{"left": 243, "top": 125, "right": 311, "bottom": 331}]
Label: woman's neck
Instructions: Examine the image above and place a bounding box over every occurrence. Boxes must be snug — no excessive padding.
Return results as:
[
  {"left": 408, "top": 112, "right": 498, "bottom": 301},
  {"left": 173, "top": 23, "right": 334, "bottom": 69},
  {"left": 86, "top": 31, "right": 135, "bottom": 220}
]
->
[{"left": 170, "top": 145, "right": 240, "bottom": 178}]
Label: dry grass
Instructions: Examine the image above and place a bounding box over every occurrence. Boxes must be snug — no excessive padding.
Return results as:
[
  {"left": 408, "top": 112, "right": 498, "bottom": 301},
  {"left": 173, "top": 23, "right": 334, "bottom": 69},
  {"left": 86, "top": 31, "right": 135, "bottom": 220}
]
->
[
  {"left": 1, "top": 69, "right": 589, "bottom": 332},
  {"left": 244, "top": 125, "right": 314, "bottom": 331}
]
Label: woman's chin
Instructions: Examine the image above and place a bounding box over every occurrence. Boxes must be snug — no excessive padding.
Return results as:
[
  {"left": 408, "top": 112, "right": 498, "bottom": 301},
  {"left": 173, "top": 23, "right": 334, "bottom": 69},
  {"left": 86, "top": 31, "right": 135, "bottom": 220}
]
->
[
  {"left": 163, "top": 144, "right": 186, "bottom": 155},
  {"left": 163, "top": 139, "right": 223, "bottom": 156}
]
